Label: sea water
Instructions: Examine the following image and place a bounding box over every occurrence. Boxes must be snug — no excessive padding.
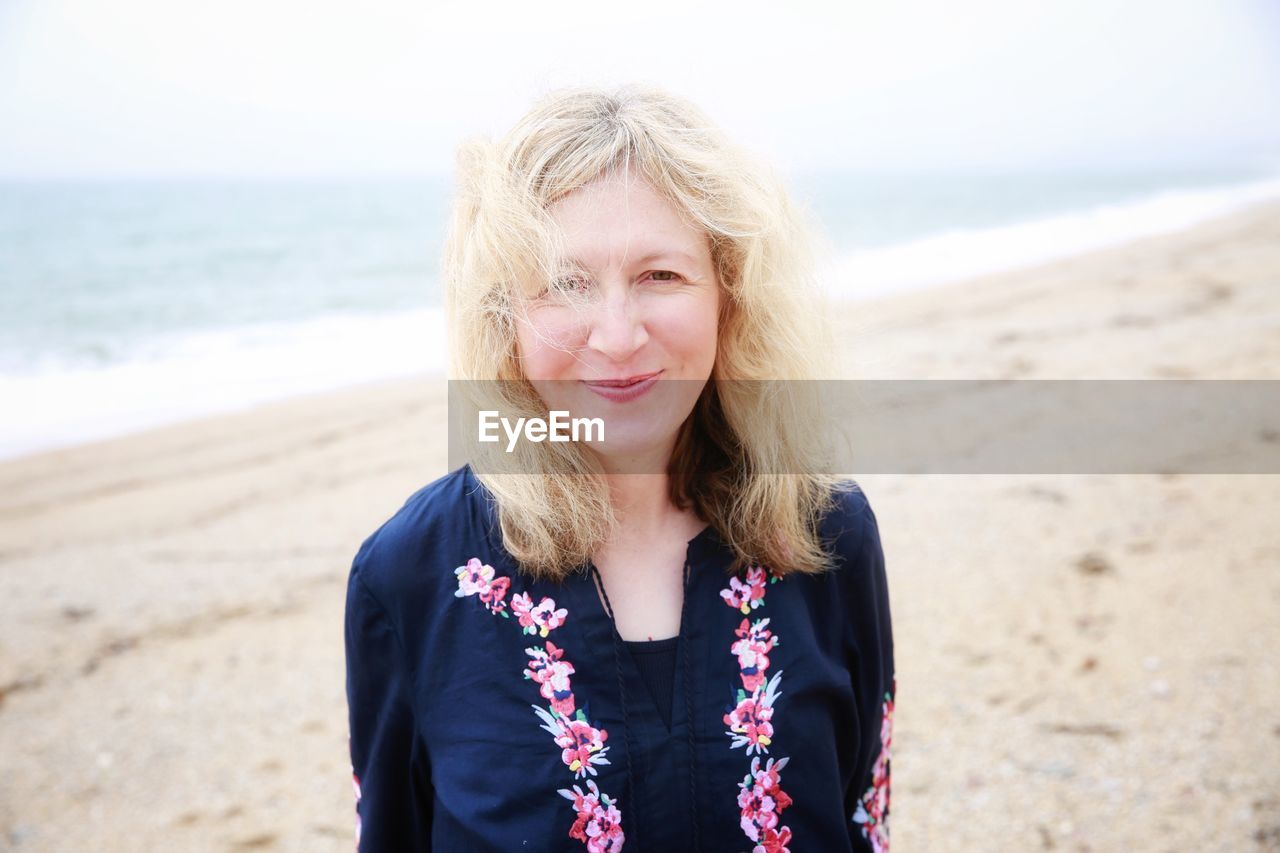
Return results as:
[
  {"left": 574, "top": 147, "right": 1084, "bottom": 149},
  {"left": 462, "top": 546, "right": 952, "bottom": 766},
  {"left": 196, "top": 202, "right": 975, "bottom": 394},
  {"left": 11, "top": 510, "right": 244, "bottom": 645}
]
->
[{"left": 1, "top": 168, "right": 1276, "bottom": 459}]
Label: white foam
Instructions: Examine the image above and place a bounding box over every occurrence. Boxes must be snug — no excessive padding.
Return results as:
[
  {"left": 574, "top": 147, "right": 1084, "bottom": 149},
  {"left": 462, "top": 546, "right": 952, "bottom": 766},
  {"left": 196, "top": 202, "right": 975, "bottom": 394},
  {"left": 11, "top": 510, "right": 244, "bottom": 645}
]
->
[
  {"left": 7, "top": 174, "right": 1279, "bottom": 463},
  {"left": 0, "top": 307, "right": 447, "bottom": 460},
  {"left": 826, "top": 175, "right": 1280, "bottom": 302}
]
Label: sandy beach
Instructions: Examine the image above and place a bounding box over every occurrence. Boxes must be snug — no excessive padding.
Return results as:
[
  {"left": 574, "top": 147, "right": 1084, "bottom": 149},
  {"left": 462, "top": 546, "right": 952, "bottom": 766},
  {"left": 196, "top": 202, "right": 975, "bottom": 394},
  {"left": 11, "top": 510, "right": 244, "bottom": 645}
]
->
[{"left": 2, "top": 201, "right": 1278, "bottom": 851}]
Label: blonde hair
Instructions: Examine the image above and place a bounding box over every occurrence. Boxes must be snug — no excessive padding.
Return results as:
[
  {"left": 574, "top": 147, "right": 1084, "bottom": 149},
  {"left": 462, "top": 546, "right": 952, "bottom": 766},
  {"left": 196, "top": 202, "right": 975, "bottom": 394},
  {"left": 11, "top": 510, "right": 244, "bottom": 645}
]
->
[{"left": 442, "top": 83, "right": 855, "bottom": 582}]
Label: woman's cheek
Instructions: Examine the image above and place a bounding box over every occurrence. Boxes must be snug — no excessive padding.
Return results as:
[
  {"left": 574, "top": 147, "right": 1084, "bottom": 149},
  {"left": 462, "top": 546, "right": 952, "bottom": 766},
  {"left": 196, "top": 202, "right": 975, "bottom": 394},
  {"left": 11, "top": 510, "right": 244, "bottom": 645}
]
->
[
  {"left": 516, "top": 324, "right": 582, "bottom": 382},
  {"left": 531, "top": 348, "right": 578, "bottom": 382},
  {"left": 667, "top": 293, "right": 719, "bottom": 368}
]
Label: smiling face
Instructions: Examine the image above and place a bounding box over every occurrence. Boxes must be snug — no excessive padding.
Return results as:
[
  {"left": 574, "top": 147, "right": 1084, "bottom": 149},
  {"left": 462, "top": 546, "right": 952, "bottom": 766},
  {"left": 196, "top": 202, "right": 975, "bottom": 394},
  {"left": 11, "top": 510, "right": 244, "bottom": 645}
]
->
[{"left": 513, "top": 169, "right": 721, "bottom": 472}]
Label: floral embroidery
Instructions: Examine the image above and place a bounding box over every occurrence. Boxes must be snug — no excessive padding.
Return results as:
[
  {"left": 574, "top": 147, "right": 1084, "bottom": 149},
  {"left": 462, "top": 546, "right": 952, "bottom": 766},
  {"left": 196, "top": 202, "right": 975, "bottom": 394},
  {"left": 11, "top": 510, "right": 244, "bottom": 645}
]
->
[
  {"left": 559, "top": 778, "right": 626, "bottom": 852},
  {"left": 534, "top": 704, "right": 612, "bottom": 778},
  {"left": 351, "top": 766, "right": 362, "bottom": 848},
  {"left": 524, "top": 641, "right": 577, "bottom": 716},
  {"left": 851, "top": 678, "right": 894, "bottom": 853},
  {"left": 455, "top": 558, "right": 624, "bottom": 850},
  {"left": 753, "top": 826, "right": 793, "bottom": 853},
  {"left": 720, "top": 564, "right": 770, "bottom": 614},
  {"left": 739, "top": 756, "right": 793, "bottom": 847},
  {"left": 721, "top": 564, "right": 793, "bottom": 850},
  {"left": 731, "top": 617, "right": 778, "bottom": 692},
  {"left": 454, "top": 557, "right": 511, "bottom": 615},
  {"left": 724, "top": 670, "right": 782, "bottom": 755},
  {"left": 513, "top": 591, "right": 568, "bottom": 636}
]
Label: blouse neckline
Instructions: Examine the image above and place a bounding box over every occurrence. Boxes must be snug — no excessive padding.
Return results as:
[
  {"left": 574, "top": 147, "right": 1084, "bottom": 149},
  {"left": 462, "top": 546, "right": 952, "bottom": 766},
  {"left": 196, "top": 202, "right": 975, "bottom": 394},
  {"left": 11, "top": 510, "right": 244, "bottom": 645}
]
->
[{"left": 622, "top": 634, "right": 679, "bottom": 651}]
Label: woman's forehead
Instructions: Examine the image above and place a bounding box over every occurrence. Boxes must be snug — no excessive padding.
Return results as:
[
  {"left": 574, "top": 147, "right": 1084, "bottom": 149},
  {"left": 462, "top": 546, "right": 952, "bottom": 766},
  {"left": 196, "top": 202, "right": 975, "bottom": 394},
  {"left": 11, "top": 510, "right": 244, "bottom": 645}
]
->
[{"left": 548, "top": 174, "right": 710, "bottom": 269}]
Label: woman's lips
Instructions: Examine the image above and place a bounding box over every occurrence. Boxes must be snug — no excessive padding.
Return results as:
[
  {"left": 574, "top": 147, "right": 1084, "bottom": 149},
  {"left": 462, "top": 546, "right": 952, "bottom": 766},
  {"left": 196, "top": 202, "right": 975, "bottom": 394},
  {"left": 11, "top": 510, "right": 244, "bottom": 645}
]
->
[{"left": 582, "top": 370, "right": 663, "bottom": 402}]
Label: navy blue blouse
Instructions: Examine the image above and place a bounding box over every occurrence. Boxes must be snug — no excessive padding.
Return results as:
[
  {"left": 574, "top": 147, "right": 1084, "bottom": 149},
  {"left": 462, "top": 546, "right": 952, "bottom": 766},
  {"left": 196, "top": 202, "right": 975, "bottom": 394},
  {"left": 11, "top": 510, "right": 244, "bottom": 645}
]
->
[
  {"left": 623, "top": 636, "right": 679, "bottom": 731},
  {"left": 344, "top": 464, "right": 895, "bottom": 852}
]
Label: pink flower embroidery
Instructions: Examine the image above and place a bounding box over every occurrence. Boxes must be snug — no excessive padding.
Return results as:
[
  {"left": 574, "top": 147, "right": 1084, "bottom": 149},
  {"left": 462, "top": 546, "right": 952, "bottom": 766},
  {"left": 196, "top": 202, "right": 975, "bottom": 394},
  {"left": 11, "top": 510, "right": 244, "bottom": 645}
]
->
[
  {"left": 559, "top": 779, "right": 625, "bottom": 852},
  {"left": 535, "top": 705, "right": 612, "bottom": 778},
  {"left": 453, "top": 557, "right": 511, "bottom": 615},
  {"left": 852, "top": 679, "right": 894, "bottom": 853},
  {"left": 512, "top": 592, "right": 569, "bottom": 637},
  {"left": 724, "top": 672, "right": 783, "bottom": 755},
  {"left": 731, "top": 617, "right": 778, "bottom": 692},
  {"left": 753, "top": 826, "right": 793, "bottom": 853},
  {"left": 455, "top": 556, "right": 624, "bottom": 848},
  {"left": 524, "top": 641, "right": 577, "bottom": 717},
  {"left": 719, "top": 565, "right": 771, "bottom": 614},
  {"left": 351, "top": 768, "right": 362, "bottom": 847},
  {"left": 721, "top": 564, "right": 793, "bottom": 848},
  {"left": 737, "top": 755, "right": 793, "bottom": 845}
]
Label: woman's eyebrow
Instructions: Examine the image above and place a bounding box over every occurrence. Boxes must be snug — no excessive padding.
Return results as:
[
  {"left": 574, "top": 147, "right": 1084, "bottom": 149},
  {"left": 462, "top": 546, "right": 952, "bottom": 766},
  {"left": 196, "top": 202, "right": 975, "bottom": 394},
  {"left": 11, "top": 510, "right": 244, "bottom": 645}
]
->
[
  {"left": 632, "top": 249, "right": 700, "bottom": 266},
  {"left": 562, "top": 248, "right": 701, "bottom": 268}
]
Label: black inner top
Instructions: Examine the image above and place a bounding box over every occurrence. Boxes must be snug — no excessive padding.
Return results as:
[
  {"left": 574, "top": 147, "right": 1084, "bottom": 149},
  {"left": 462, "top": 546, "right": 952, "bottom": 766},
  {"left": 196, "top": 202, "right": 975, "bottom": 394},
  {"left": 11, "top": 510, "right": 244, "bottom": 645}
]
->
[{"left": 622, "top": 635, "right": 679, "bottom": 731}]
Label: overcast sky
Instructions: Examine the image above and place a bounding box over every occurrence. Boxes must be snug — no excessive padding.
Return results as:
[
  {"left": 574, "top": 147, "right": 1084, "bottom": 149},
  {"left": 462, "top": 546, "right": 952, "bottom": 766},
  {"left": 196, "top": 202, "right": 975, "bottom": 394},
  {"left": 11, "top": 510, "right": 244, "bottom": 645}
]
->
[{"left": 1, "top": 0, "right": 1277, "bottom": 179}]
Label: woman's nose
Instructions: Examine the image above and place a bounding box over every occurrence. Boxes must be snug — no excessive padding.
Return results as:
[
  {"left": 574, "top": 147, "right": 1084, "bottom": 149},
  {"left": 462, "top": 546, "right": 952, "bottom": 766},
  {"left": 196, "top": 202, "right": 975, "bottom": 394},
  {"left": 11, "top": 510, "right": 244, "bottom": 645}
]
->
[{"left": 585, "top": 284, "right": 648, "bottom": 362}]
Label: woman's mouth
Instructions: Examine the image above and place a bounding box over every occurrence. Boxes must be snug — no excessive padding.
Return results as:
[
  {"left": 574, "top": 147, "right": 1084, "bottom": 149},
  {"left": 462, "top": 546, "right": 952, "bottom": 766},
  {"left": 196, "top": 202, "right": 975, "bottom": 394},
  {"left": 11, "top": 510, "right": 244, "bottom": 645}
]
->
[{"left": 582, "top": 371, "right": 663, "bottom": 402}]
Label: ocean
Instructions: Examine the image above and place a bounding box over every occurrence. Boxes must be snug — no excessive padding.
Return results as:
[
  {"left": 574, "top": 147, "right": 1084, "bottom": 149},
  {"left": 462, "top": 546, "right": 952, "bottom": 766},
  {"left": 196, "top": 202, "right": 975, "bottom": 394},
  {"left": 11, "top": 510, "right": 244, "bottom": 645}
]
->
[{"left": 2, "top": 168, "right": 1277, "bottom": 460}]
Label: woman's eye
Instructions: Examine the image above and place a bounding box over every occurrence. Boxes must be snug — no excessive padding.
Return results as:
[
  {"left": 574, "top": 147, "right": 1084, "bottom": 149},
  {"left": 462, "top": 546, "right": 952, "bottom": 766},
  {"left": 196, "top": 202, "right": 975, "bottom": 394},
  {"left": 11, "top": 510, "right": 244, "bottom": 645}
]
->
[
  {"left": 552, "top": 276, "right": 591, "bottom": 293},
  {"left": 648, "top": 270, "right": 683, "bottom": 283}
]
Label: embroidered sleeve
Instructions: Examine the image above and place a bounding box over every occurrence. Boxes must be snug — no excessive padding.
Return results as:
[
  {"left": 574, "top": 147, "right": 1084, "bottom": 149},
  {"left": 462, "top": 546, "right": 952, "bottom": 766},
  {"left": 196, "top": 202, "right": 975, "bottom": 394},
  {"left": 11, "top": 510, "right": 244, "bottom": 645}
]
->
[
  {"left": 345, "top": 560, "right": 433, "bottom": 851},
  {"left": 843, "top": 495, "right": 896, "bottom": 853}
]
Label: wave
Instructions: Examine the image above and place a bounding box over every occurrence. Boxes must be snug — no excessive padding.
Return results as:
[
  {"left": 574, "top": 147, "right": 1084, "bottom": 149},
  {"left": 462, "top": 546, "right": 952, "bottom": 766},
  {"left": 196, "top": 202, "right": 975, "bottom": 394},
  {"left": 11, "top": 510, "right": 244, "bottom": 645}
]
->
[
  {"left": 827, "top": 174, "right": 1280, "bottom": 301},
  {"left": 5, "top": 173, "right": 1280, "bottom": 462},
  {"left": 0, "top": 307, "right": 447, "bottom": 460}
]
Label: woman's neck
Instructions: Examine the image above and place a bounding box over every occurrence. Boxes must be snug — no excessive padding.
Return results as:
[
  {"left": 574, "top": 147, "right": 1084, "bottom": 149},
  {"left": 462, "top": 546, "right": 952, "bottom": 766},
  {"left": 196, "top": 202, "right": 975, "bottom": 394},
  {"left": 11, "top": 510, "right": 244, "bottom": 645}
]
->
[
  {"left": 601, "top": 470, "right": 706, "bottom": 545},
  {"left": 604, "top": 472, "right": 674, "bottom": 532},
  {"left": 594, "top": 436, "right": 704, "bottom": 542}
]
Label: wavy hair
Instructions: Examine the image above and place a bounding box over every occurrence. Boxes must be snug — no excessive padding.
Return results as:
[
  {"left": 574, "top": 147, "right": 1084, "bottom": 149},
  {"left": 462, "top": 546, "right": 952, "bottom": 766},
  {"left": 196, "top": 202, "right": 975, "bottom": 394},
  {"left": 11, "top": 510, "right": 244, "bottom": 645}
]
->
[{"left": 442, "top": 83, "right": 855, "bottom": 582}]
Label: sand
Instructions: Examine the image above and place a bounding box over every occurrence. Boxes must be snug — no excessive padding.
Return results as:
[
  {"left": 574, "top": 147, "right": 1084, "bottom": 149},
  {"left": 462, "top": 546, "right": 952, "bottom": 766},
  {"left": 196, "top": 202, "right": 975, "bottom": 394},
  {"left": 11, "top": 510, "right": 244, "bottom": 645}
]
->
[{"left": 2, "top": 201, "right": 1278, "bottom": 851}]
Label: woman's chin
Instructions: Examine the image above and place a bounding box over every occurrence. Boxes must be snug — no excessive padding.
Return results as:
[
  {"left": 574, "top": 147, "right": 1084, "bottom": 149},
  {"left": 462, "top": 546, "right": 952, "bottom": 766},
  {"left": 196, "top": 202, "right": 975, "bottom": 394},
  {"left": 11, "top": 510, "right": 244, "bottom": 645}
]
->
[{"left": 584, "top": 441, "right": 673, "bottom": 472}]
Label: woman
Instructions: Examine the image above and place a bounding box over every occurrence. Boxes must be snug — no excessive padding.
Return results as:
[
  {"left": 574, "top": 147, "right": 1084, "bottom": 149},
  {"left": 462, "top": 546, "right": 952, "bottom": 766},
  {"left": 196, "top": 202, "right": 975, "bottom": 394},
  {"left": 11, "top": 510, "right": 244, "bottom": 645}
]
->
[{"left": 345, "top": 85, "right": 895, "bottom": 852}]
